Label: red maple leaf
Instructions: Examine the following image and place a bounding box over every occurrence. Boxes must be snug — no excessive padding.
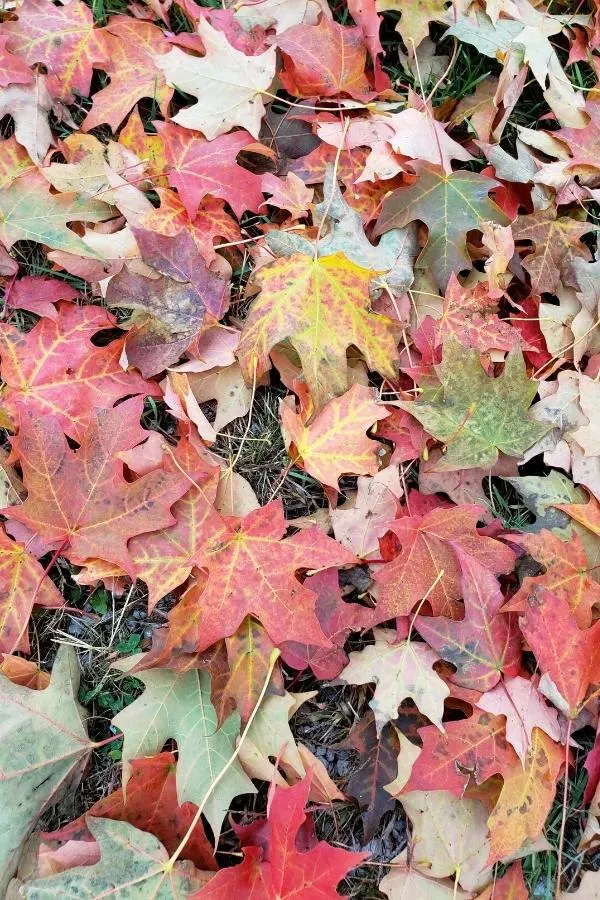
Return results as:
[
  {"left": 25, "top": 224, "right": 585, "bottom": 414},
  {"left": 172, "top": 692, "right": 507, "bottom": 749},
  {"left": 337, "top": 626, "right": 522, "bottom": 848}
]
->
[
  {"left": 193, "top": 777, "right": 368, "bottom": 898},
  {"left": 373, "top": 505, "right": 515, "bottom": 620},
  {"left": 6, "top": 398, "right": 188, "bottom": 576}
]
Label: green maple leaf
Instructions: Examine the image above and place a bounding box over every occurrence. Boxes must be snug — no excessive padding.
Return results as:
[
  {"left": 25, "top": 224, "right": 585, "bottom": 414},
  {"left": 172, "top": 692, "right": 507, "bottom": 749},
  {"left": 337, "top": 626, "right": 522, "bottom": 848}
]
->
[
  {"left": 373, "top": 165, "right": 509, "bottom": 288},
  {"left": 22, "top": 818, "right": 206, "bottom": 898},
  {"left": 0, "top": 172, "right": 111, "bottom": 258},
  {"left": 112, "top": 662, "right": 255, "bottom": 841},
  {"left": 0, "top": 646, "right": 91, "bottom": 894},
  {"left": 398, "top": 340, "right": 551, "bottom": 470}
]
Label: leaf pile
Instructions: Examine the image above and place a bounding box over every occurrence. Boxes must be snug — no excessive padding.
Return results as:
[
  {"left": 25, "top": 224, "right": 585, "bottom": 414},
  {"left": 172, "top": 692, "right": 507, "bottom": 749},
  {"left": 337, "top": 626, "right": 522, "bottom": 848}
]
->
[{"left": 2, "top": 0, "right": 600, "bottom": 897}]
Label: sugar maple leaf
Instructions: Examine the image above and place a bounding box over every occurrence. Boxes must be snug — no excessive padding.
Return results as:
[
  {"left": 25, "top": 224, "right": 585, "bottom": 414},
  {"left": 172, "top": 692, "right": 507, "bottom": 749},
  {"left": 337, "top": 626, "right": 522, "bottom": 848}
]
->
[
  {"left": 112, "top": 664, "right": 255, "bottom": 840},
  {"left": 397, "top": 340, "right": 550, "bottom": 470},
  {"left": 238, "top": 251, "right": 399, "bottom": 410},
  {"left": 122, "top": 439, "right": 227, "bottom": 611},
  {"left": 405, "top": 713, "right": 564, "bottom": 863},
  {"left": 552, "top": 99, "right": 600, "bottom": 169},
  {"left": 476, "top": 676, "right": 560, "bottom": 764},
  {"left": 278, "top": 16, "right": 371, "bottom": 99},
  {"left": 415, "top": 549, "right": 521, "bottom": 692},
  {"left": 23, "top": 818, "right": 209, "bottom": 898},
  {"left": 7, "top": 399, "right": 188, "bottom": 577},
  {"left": 373, "top": 504, "right": 515, "bottom": 620},
  {"left": 502, "top": 529, "right": 600, "bottom": 628},
  {"left": 2, "top": 0, "right": 108, "bottom": 99},
  {"left": 0, "top": 645, "right": 92, "bottom": 895},
  {"left": 377, "top": 0, "right": 448, "bottom": 49},
  {"left": 193, "top": 777, "right": 368, "bottom": 899},
  {"left": 374, "top": 166, "right": 509, "bottom": 289},
  {"left": 487, "top": 728, "right": 563, "bottom": 865},
  {"left": 405, "top": 710, "right": 518, "bottom": 798},
  {"left": 0, "top": 526, "right": 63, "bottom": 656},
  {"left": 185, "top": 499, "right": 357, "bottom": 649},
  {"left": 438, "top": 275, "right": 522, "bottom": 353},
  {"left": 0, "top": 303, "right": 158, "bottom": 441},
  {"left": 0, "top": 135, "right": 33, "bottom": 189},
  {"left": 281, "top": 384, "right": 389, "bottom": 490},
  {"left": 139, "top": 189, "right": 241, "bottom": 273},
  {"left": 156, "top": 122, "right": 264, "bottom": 220},
  {"left": 513, "top": 208, "right": 591, "bottom": 294},
  {"left": 0, "top": 34, "right": 32, "bottom": 87},
  {"left": 156, "top": 17, "right": 277, "bottom": 140},
  {"left": 338, "top": 627, "right": 450, "bottom": 733},
  {"left": 280, "top": 568, "right": 374, "bottom": 679},
  {"left": 224, "top": 617, "right": 284, "bottom": 725},
  {"left": 0, "top": 171, "right": 112, "bottom": 257},
  {"left": 556, "top": 492, "right": 600, "bottom": 537},
  {"left": 82, "top": 17, "right": 173, "bottom": 132},
  {"left": 45, "top": 751, "right": 216, "bottom": 871},
  {"left": 519, "top": 587, "right": 600, "bottom": 718},
  {"left": 338, "top": 712, "right": 400, "bottom": 841}
]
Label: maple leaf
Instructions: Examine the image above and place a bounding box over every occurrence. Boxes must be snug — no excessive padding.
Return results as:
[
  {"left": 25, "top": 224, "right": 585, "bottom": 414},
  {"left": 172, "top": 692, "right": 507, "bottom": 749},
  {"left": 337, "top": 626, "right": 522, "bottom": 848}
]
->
[
  {"left": 373, "top": 503, "right": 515, "bottom": 620},
  {"left": 513, "top": 208, "right": 591, "bottom": 294},
  {"left": 278, "top": 16, "right": 371, "bottom": 99},
  {"left": 0, "top": 134, "right": 34, "bottom": 189},
  {"left": 45, "top": 751, "right": 216, "bottom": 871},
  {"left": 0, "top": 526, "right": 63, "bottom": 656},
  {"left": 261, "top": 171, "right": 314, "bottom": 220},
  {"left": 339, "top": 627, "right": 450, "bottom": 733},
  {"left": 487, "top": 728, "right": 564, "bottom": 865},
  {"left": 380, "top": 857, "right": 475, "bottom": 900},
  {"left": 376, "top": 0, "right": 448, "bottom": 49},
  {"left": 476, "top": 676, "right": 560, "bottom": 764},
  {"left": 82, "top": 17, "right": 173, "bottom": 132},
  {"left": 397, "top": 340, "right": 550, "bottom": 470},
  {"left": 553, "top": 99, "right": 600, "bottom": 169},
  {"left": 518, "top": 586, "right": 600, "bottom": 718},
  {"left": 502, "top": 529, "right": 600, "bottom": 628},
  {"left": 184, "top": 499, "right": 356, "bottom": 650},
  {"left": 404, "top": 710, "right": 518, "bottom": 797},
  {"left": 120, "top": 438, "right": 227, "bottom": 611},
  {"left": 0, "top": 645, "right": 91, "bottom": 894},
  {"left": 193, "top": 777, "right": 368, "bottom": 898},
  {"left": 0, "top": 171, "right": 111, "bottom": 257},
  {"left": 400, "top": 791, "right": 493, "bottom": 892},
  {"left": 7, "top": 399, "right": 189, "bottom": 577},
  {"left": 240, "top": 690, "right": 307, "bottom": 783},
  {"left": 156, "top": 18, "right": 276, "bottom": 140},
  {"left": 331, "top": 466, "right": 403, "bottom": 557},
  {"left": 479, "top": 863, "right": 529, "bottom": 899},
  {"left": 112, "top": 663, "right": 255, "bottom": 840},
  {"left": 224, "top": 617, "right": 284, "bottom": 725},
  {"left": 238, "top": 251, "right": 399, "bottom": 410},
  {"left": 280, "top": 568, "right": 374, "bottom": 679},
  {"left": 373, "top": 165, "right": 509, "bottom": 289},
  {"left": 0, "top": 34, "right": 32, "bottom": 87},
  {"left": 281, "top": 385, "right": 389, "bottom": 490},
  {"left": 338, "top": 713, "right": 401, "bottom": 840},
  {"left": 0, "top": 302, "right": 158, "bottom": 441},
  {"left": 156, "top": 122, "right": 264, "bottom": 220},
  {"left": 105, "top": 262, "right": 228, "bottom": 377},
  {"left": 415, "top": 549, "right": 521, "bottom": 692},
  {"left": 2, "top": 0, "right": 108, "bottom": 99},
  {"left": 438, "top": 275, "right": 523, "bottom": 353},
  {"left": 0, "top": 78, "right": 53, "bottom": 164},
  {"left": 22, "top": 818, "right": 209, "bottom": 898}
]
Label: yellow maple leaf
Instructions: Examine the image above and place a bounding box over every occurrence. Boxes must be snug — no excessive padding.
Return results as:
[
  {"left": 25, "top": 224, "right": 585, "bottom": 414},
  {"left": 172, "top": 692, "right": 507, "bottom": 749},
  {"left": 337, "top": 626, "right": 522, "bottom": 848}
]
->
[{"left": 238, "top": 252, "right": 399, "bottom": 409}]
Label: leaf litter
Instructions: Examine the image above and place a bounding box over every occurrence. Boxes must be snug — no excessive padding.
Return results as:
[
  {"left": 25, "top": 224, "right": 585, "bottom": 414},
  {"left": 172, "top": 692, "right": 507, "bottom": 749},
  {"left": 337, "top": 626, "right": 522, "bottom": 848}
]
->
[{"left": 2, "top": 0, "right": 600, "bottom": 898}]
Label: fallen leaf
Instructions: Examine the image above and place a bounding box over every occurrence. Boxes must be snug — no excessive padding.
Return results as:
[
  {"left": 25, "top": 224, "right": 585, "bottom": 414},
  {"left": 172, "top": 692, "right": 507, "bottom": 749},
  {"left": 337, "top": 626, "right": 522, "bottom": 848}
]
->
[
  {"left": 156, "top": 17, "right": 276, "bottom": 139},
  {"left": 339, "top": 627, "right": 450, "bottom": 733}
]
